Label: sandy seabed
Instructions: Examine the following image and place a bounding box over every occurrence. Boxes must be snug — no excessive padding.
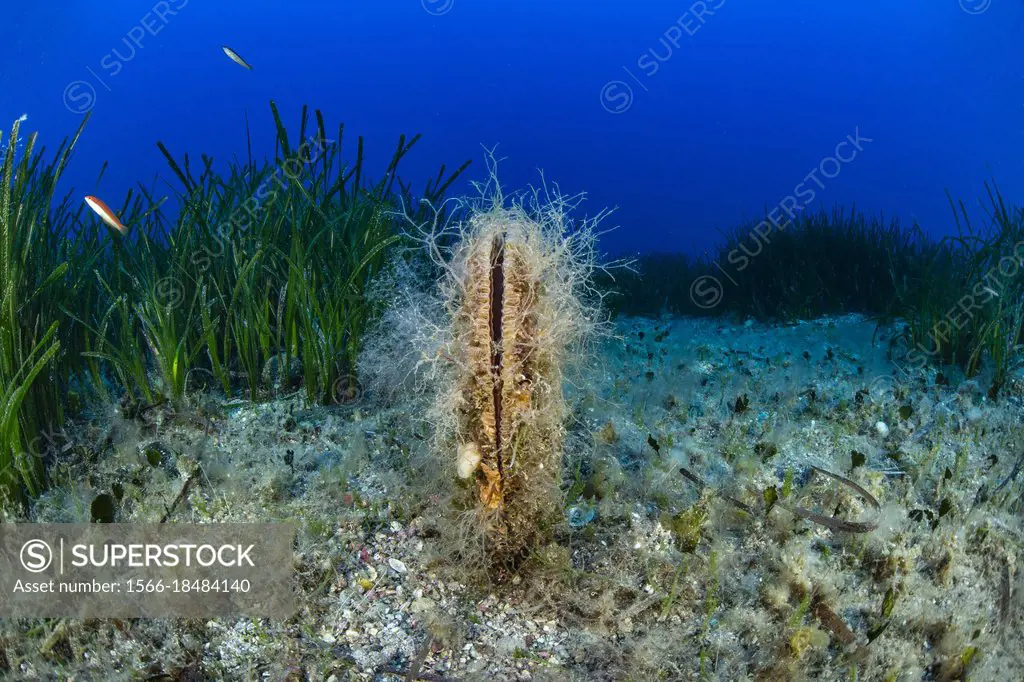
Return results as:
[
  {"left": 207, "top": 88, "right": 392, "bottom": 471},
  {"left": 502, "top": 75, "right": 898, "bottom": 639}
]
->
[{"left": 2, "top": 314, "right": 1022, "bottom": 681}]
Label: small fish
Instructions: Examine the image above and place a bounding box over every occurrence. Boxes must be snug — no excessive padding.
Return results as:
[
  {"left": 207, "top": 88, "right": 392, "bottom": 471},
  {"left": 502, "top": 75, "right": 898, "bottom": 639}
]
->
[
  {"left": 647, "top": 434, "right": 660, "bottom": 454},
  {"left": 84, "top": 195, "right": 128, "bottom": 235},
  {"left": 221, "top": 46, "right": 252, "bottom": 70}
]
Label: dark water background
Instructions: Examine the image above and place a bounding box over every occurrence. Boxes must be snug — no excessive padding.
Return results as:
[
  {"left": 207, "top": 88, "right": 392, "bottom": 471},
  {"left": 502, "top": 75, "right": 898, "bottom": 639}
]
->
[{"left": 2, "top": 0, "right": 1021, "bottom": 255}]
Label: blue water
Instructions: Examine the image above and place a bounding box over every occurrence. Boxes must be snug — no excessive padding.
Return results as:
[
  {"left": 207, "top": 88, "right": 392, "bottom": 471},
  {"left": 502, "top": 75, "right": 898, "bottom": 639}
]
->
[{"left": 2, "top": 0, "right": 1021, "bottom": 255}]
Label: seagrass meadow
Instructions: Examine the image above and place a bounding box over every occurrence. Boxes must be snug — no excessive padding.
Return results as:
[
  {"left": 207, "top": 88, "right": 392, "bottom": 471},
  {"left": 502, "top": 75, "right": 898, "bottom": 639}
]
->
[
  {"left": 0, "top": 108, "right": 1022, "bottom": 682},
  {"left": 601, "top": 188, "right": 1024, "bottom": 400},
  {"left": 0, "top": 102, "right": 470, "bottom": 509}
]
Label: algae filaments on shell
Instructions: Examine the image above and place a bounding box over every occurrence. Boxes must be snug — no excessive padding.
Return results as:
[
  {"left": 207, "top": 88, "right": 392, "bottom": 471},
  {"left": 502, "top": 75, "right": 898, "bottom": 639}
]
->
[
  {"left": 384, "top": 170, "right": 609, "bottom": 574},
  {"left": 454, "top": 211, "right": 567, "bottom": 565},
  {"left": 461, "top": 229, "right": 547, "bottom": 513}
]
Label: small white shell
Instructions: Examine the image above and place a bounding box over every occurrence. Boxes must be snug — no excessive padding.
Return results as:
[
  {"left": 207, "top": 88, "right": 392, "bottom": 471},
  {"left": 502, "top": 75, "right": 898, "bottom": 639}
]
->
[
  {"left": 457, "top": 442, "right": 482, "bottom": 479},
  {"left": 875, "top": 421, "right": 889, "bottom": 437},
  {"left": 388, "top": 557, "right": 407, "bottom": 574}
]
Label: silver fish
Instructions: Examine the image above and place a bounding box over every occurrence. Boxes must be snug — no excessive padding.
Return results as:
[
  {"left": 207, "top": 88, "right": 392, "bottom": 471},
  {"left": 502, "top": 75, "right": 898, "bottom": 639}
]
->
[{"left": 221, "top": 46, "right": 252, "bottom": 70}]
